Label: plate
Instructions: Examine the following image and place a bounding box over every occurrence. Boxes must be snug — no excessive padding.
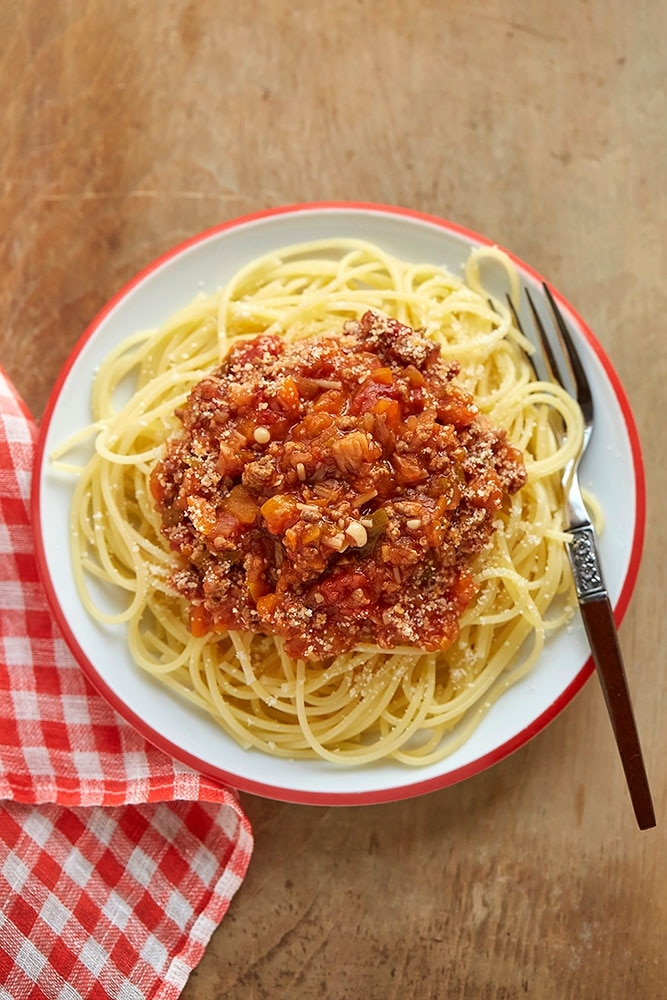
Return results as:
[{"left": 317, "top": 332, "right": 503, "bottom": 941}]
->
[{"left": 32, "top": 202, "right": 645, "bottom": 805}]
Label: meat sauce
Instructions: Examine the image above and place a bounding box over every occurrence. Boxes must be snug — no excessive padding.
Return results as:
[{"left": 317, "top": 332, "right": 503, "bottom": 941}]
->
[{"left": 150, "top": 311, "right": 527, "bottom": 660}]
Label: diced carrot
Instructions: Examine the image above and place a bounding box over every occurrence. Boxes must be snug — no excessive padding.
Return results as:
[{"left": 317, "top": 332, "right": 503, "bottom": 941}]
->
[
  {"left": 403, "top": 364, "right": 425, "bottom": 387},
  {"left": 236, "top": 416, "right": 257, "bottom": 440},
  {"left": 247, "top": 577, "right": 269, "bottom": 600},
  {"left": 313, "top": 389, "right": 346, "bottom": 414},
  {"left": 299, "top": 411, "right": 334, "bottom": 436},
  {"left": 186, "top": 495, "right": 218, "bottom": 534},
  {"left": 369, "top": 366, "right": 394, "bottom": 385},
  {"left": 301, "top": 524, "right": 321, "bottom": 545},
  {"left": 222, "top": 484, "right": 258, "bottom": 526},
  {"left": 372, "top": 397, "right": 402, "bottom": 431},
  {"left": 190, "top": 604, "right": 211, "bottom": 637},
  {"left": 277, "top": 376, "right": 301, "bottom": 415},
  {"left": 256, "top": 592, "right": 279, "bottom": 617},
  {"left": 260, "top": 494, "right": 299, "bottom": 533},
  {"left": 451, "top": 569, "right": 477, "bottom": 608}
]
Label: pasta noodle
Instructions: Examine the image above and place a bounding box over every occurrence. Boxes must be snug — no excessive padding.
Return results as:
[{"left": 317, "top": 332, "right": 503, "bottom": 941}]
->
[{"left": 53, "top": 238, "right": 585, "bottom": 765}]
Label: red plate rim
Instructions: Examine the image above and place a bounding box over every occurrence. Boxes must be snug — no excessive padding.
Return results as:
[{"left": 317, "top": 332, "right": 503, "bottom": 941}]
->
[{"left": 31, "top": 201, "right": 646, "bottom": 805}]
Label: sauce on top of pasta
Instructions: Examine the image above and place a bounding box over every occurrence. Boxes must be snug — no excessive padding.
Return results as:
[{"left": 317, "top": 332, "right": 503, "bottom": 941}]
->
[{"left": 150, "top": 311, "right": 526, "bottom": 659}]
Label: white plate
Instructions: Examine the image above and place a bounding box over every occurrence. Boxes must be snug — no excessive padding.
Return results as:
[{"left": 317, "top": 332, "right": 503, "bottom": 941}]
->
[{"left": 32, "top": 203, "right": 645, "bottom": 805}]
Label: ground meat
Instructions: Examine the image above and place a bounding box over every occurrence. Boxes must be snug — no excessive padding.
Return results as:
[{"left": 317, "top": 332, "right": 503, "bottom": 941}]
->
[{"left": 150, "top": 311, "right": 527, "bottom": 660}]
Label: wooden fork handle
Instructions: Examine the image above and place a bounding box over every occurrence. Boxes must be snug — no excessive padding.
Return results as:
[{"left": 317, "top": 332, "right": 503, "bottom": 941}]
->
[{"left": 578, "top": 595, "right": 656, "bottom": 830}]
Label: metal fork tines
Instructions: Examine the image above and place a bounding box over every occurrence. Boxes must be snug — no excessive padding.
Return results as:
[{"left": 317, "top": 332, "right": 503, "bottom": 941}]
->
[{"left": 510, "top": 284, "right": 656, "bottom": 830}]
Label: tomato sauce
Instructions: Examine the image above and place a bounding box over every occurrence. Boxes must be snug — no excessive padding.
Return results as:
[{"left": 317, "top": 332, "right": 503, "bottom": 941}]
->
[{"left": 150, "top": 311, "right": 526, "bottom": 659}]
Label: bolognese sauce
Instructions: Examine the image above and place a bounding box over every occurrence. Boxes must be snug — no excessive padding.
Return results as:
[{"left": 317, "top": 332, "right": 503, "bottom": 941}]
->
[{"left": 150, "top": 311, "right": 527, "bottom": 660}]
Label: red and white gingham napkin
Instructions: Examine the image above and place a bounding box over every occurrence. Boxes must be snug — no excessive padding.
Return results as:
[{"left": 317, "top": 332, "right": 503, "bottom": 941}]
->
[{"left": 0, "top": 368, "right": 253, "bottom": 999}]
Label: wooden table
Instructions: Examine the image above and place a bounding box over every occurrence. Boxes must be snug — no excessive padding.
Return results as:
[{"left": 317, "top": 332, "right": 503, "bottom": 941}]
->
[{"left": 3, "top": 2, "right": 665, "bottom": 996}]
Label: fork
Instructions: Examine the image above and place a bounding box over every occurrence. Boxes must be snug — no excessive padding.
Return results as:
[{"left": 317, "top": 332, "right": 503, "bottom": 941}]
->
[{"left": 509, "top": 284, "right": 656, "bottom": 830}]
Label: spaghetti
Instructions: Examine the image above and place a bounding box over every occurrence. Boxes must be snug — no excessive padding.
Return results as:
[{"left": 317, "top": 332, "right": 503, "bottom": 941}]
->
[{"left": 53, "top": 238, "right": 585, "bottom": 765}]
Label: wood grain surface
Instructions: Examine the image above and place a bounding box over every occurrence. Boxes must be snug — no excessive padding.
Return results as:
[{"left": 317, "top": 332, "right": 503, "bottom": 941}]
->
[{"left": 2, "top": 2, "right": 665, "bottom": 997}]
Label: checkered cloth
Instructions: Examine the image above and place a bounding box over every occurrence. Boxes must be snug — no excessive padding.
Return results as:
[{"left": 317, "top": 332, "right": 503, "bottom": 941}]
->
[{"left": 0, "top": 368, "right": 253, "bottom": 999}]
